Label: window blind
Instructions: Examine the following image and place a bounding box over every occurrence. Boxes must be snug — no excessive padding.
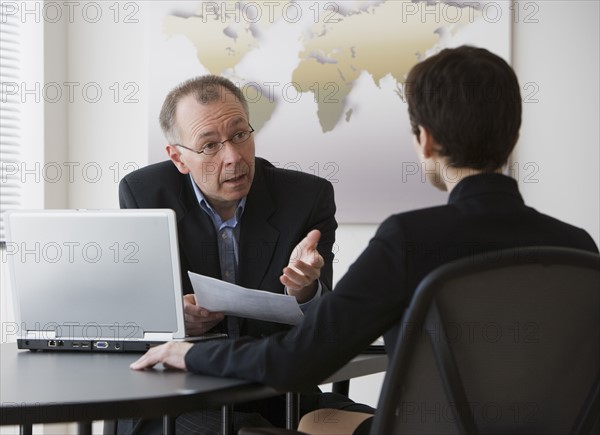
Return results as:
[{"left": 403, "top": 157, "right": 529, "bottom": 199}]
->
[{"left": 0, "top": 1, "right": 22, "bottom": 242}]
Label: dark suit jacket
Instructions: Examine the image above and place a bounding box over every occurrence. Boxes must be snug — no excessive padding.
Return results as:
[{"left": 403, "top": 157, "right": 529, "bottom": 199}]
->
[
  {"left": 119, "top": 157, "right": 337, "bottom": 338},
  {"left": 184, "top": 173, "right": 599, "bottom": 391}
]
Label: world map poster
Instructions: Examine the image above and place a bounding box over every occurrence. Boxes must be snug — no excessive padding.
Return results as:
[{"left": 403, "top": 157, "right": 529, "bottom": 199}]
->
[{"left": 148, "top": 0, "right": 511, "bottom": 223}]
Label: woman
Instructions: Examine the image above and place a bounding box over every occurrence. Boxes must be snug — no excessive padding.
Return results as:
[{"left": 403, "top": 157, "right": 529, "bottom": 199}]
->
[{"left": 131, "top": 46, "right": 598, "bottom": 435}]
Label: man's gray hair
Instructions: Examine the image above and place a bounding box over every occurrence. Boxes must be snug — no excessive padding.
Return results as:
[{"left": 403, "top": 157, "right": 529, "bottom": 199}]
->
[{"left": 159, "top": 75, "right": 249, "bottom": 144}]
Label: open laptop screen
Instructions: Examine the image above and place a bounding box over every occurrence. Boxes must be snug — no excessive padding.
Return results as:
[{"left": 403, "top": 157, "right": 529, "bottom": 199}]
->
[{"left": 4, "top": 209, "right": 187, "bottom": 350}]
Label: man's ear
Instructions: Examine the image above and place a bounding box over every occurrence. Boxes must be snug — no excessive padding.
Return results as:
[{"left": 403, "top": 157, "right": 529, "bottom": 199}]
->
[
  {"left": 166, "top": 144, "right": 190, "bottom": 174},
  {"left": 418, "top": 126, "right": 441, "bottom": 159}
]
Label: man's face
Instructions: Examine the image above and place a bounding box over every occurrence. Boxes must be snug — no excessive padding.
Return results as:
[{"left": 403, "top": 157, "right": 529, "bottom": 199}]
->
[{"left": 167, "top": 90, "right": 255, "bottom": 217}]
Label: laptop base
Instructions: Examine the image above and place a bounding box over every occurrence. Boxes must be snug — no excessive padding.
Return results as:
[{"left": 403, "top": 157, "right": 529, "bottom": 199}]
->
[{"left": 18, "top": 333, "right": 227, "bottom": 353}]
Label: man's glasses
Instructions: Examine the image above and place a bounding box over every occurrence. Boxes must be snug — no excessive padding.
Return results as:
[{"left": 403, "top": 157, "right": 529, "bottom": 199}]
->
[{"left": 174, "top": 125, "right": 255, "bottom": 156}]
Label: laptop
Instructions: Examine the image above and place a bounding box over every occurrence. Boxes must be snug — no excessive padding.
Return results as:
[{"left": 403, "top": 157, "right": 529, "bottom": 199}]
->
[{"left": 4, "top": 209, "right": 224, "bottom": 352}]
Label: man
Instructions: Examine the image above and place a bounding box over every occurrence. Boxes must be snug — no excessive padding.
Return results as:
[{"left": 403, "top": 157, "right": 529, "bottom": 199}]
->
[
  {"left": 120, "top": 75, "right": 336, "bottom": 337},
  {"left": 119, "top": 75, "right": 362, "bottom": 433},
  {"left": 130, "top": 48, "right": 598, "bottom": 434}
]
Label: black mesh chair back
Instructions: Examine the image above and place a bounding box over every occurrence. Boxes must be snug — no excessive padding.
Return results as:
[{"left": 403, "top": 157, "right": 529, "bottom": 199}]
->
[{"left": 370, "top": 247, "right": 600, "bottom": 435}]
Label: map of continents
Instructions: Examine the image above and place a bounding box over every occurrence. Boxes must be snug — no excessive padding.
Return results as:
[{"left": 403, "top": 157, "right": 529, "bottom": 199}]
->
[{"left": 163, "top": 1, "right": 476, "bottom": 133}]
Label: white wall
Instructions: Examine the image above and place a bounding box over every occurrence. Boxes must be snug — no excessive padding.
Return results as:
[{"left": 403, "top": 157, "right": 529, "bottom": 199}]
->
[
  {"left": 1, "top": 0, "right": 598, "bottom": 422},
  {"left": 511, "top": 0, "right": 599, "bottom": 245},
  {"left": 66, "top": 4, "right": 149, "bottom": 209}
]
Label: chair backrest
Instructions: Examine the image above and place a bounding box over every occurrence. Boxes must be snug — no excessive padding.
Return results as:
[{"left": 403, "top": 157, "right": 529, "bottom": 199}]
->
[{"left": 370, "top": 246, "right": 600, "bottom": 435}]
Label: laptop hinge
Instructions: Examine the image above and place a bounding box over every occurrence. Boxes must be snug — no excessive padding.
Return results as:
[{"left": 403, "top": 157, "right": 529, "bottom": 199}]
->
[{"left": 143, "top": 332, "right": 173, "bottom": 341}]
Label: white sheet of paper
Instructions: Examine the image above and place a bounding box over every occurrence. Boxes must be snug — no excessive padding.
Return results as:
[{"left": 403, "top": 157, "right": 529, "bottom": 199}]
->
[{"left": 188, "top": 271, "right": 304, "bottom": 325}]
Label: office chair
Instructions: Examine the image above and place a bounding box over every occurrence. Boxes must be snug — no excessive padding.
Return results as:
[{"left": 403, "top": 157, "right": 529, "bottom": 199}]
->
[
  {"left": 241, "top": 246, "right": 600, "bottom": 435},
  {"left": 372, "top": 245, "right": 599, "bottom": 435}
]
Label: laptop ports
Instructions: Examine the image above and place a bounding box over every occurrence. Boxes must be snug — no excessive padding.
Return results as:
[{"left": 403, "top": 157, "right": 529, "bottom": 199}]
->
[
  {"left": 48, "top": 340, "right": 64, "bottom": 347},
  {"left": 93, "top": 341, "right": 109, "bottom": 349}
]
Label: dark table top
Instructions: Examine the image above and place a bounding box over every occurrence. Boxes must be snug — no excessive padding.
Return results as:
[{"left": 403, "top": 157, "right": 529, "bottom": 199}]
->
[
  {"left": 1, "top": 343, "right": 387, "bottom": 426},
  {"left": 0, "top": 343, "right": 279, "bottom": 425}
]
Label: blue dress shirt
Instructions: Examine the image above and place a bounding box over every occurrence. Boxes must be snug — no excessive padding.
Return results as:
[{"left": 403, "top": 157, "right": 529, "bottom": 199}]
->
[{"left": 189, "top": 175, "right": 321, "bottom": 336}]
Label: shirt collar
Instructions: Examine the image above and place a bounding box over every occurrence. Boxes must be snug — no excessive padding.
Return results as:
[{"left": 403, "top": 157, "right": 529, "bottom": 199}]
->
[
  {"left": 189, "top": 174, "right": 246, "bottom": 227},
  {"left": 448, "top": 173, "right": 523, "bottom": 205}
]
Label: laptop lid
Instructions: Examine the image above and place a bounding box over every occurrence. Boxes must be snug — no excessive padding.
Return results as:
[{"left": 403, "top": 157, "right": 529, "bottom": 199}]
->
[{"left": 4, "top": 209, "right": 187, "bottom": 351}]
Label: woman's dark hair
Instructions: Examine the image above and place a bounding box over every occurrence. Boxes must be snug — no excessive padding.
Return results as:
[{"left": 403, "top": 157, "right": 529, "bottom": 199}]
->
[{"left": 405, "top": 46, "right": 522, "bottom": 171}]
